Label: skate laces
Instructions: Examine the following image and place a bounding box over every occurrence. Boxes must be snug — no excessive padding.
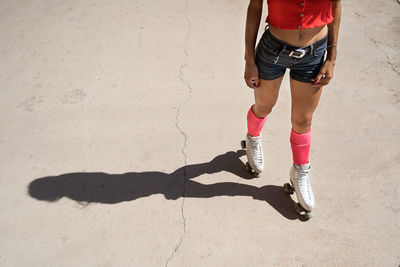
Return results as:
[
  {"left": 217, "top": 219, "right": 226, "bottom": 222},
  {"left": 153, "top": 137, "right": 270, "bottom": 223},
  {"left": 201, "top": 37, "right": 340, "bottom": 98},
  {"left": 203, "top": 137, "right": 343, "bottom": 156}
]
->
[
  {"left": 251, "top": 140, "right": 263, "bottom": 164},
  {"left": 296, "top": 167, "right": 311, "bottom": 192}
]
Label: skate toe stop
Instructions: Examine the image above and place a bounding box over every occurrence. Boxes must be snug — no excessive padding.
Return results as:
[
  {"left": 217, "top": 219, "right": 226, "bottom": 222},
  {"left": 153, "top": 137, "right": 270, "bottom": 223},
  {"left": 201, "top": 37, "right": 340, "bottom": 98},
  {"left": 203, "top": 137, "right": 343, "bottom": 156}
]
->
[{"left": 240, "top": 140, "right": 246, "bottom": 149}]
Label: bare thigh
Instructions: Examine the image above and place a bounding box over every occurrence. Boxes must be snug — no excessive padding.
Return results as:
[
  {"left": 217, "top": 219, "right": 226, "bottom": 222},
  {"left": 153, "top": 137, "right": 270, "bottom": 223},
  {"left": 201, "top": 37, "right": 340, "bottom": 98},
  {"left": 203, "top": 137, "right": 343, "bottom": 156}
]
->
[
  {"left": 253, "top": 76, "right": 285, "bottom": 118},
  {"left": 290, "top": 78, "right": 323, "bottom": 134}
]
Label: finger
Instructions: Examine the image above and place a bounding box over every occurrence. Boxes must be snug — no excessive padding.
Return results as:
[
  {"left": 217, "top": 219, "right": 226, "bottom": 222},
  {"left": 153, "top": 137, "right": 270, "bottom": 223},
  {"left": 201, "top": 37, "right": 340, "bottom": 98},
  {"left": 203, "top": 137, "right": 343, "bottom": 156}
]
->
[
  {"left": 250, "top": 77, "right": 259, "bottom": 88},
  {"left": 311, "top": 78, "right": 330, "bottom": 87},
  {"left": 245, "top": 78, "right": 255, "bottom": 89},
  {"left": 253, "top": 76, "right": 260, "bottom": 87},
  {"left": 311, "top": 82, "right": 327, "bottom": 88},
  {"left": 312, "top": 73, "right": 325, "bottom": 85}
]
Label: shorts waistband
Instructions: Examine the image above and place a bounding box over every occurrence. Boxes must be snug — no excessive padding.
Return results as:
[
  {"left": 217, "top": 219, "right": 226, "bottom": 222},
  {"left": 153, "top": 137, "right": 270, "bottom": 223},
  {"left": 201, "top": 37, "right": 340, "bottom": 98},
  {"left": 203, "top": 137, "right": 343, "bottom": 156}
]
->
[{"left": 263, "top": 25, "right": 327, "bottom": 52}]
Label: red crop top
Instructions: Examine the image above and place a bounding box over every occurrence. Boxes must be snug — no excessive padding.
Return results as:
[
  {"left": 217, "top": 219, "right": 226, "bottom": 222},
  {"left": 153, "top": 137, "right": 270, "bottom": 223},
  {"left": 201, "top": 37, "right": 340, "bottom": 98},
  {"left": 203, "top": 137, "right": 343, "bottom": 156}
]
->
[{"left": 266, "top": 0, "right": 334, "bottom": 30}]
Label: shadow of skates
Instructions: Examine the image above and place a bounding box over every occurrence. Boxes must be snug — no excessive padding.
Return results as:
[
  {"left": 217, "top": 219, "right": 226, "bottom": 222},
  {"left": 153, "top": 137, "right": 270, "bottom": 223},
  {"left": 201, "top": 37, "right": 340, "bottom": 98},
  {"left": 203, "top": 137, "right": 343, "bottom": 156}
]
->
[{"left": 28, "top": 150, "right": 302, "bottom": 220}]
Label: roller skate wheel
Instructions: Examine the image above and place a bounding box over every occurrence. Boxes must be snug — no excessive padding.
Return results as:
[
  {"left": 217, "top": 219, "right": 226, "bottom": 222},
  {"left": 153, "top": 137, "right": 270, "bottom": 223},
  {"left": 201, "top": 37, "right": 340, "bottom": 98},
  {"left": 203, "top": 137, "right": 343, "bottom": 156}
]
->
[
  {"left": 240, "top": 140, "right": 246, "bottom": 149},
  {"left": 245, "top": 162, "right": 260, "bottom": 178},
  {"left": 245, "top": 162, "right": 251, "bottom": 171},
  {"left": 283, "top": 183, "right": 294, "bottom": 195},
  {"left": 294, "top": 202, "right": 304, "bottom": 214},
  {"left": 304, "top": 211, "right": 314, "bottom": 220}
]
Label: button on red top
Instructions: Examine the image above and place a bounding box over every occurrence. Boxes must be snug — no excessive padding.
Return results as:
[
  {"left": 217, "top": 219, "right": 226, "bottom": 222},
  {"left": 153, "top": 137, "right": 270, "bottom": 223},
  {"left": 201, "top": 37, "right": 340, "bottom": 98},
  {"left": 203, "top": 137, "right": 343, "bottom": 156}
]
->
[{"left": 266, "top": 0, "right": 334, "bottom": 30}]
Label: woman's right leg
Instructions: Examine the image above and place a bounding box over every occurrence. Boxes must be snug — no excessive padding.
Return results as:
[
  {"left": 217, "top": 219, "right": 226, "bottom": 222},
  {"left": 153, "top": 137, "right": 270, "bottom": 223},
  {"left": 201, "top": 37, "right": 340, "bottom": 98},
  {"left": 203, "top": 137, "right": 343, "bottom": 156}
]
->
[
  {"left": 245, "top": 76, "right": 284, "bottom": 175},
  {"left": 247, "top": 76, "right": 284, "bottom": 136}
]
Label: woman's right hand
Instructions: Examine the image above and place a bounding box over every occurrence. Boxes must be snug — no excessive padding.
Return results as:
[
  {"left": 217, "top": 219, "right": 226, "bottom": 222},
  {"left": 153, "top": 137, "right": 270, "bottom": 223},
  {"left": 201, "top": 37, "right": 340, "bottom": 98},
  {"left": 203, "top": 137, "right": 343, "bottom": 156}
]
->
[{"left": 244, "top": 61, "right": 260, "bottom": 89}]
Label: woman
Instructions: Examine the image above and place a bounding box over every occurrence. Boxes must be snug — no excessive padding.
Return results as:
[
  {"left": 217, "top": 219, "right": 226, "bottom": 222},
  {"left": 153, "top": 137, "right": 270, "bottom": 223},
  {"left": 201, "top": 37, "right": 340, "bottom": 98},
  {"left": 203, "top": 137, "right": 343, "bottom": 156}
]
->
[{"left": 243, "top": 0, "right": 341, "bottom": 218}]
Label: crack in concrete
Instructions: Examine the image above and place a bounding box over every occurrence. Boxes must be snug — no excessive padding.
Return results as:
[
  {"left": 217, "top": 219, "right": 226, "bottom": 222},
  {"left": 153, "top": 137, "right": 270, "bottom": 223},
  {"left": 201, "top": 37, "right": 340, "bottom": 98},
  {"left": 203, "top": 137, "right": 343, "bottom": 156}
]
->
[
  {"left": 166, "top": 0, "right": 192, "bottom": 266},
  {"left": 368, "top": 35, "right": 400, "bottom": 76}
]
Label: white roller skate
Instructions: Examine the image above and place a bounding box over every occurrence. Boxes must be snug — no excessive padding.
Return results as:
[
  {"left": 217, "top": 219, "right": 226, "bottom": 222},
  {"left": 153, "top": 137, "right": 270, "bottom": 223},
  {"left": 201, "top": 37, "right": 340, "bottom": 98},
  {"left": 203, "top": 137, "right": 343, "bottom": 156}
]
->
[
  {"left": 240, "top": 133, "right": 264, "bottom": 177},
  {"left": 283, "top": 162, "right": 315, "bottom": 219}
]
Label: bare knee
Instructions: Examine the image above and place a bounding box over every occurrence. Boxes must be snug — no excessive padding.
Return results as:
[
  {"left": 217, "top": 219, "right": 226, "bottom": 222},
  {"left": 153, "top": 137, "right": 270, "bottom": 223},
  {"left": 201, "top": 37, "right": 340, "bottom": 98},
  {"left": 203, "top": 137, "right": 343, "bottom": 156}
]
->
[
  {"left": 253, "top": 103, "right": 274, "bottom": 118},
  {"left": 291, "top": 114, "right": 312, "bottom": 133}
]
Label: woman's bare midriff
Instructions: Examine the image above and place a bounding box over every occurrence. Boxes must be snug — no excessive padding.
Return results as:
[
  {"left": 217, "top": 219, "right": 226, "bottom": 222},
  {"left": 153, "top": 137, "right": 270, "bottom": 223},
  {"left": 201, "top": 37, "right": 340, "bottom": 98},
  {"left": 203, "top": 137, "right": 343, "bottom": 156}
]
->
[{"left": 269, "top": 25, "right": 328, "bottom": 47}]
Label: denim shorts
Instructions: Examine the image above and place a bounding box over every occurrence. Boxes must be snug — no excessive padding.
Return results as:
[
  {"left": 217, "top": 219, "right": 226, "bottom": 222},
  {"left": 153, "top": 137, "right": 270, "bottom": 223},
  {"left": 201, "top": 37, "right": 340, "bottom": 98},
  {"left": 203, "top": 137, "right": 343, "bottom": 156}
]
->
[{"left": 255, "top": 26, "right": 328, "bottom": 83}]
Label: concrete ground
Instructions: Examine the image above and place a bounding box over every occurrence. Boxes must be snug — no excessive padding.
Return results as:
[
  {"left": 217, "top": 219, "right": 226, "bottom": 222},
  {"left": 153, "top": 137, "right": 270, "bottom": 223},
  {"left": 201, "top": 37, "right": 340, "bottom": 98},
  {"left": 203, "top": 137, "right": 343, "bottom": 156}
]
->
[{"left": 1, "top": 0, "right": 399, "bottom": 266}]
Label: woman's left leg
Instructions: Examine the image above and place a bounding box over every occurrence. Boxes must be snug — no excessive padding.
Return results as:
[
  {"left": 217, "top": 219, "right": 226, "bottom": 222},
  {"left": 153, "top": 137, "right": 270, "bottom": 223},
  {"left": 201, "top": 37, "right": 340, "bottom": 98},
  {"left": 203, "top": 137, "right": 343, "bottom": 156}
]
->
[
  {"left": 288, "top": 78, "right": 323, "bottom": 212},
  {"left": 290, "top": 78, "right": 323, "bottom": 163}
]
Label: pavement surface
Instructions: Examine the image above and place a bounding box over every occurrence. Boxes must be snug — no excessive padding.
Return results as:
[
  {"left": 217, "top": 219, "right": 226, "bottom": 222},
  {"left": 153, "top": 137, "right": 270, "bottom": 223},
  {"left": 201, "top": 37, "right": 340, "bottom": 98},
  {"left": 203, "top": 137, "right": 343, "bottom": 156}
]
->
[{"left": 1, "top": 0, "right": 399, "bottom": 266}]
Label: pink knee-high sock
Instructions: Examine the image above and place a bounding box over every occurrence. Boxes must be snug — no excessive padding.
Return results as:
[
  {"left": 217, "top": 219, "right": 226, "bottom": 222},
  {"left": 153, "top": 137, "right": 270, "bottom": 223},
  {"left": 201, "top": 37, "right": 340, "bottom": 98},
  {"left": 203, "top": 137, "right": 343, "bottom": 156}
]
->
[
  {"left": 247, "top": 105, "right": 267, "bottom": 137},
  {"left": 290, "top": 128, "right": 311, "bottom": 165}
]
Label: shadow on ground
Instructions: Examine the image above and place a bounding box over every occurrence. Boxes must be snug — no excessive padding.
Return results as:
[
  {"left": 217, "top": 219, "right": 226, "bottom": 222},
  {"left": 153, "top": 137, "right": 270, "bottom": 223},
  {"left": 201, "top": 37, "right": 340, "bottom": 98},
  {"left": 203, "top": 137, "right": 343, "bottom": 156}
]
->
[{"left": 28, "top": 150, "right": 303, "bottom": 220}]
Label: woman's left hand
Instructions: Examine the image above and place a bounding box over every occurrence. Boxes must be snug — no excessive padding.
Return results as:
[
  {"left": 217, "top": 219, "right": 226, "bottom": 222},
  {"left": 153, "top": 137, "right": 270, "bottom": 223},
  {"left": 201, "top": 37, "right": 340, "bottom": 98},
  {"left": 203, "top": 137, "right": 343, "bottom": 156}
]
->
[{"left": 311, "top": 59, "right": 335, "bottom": 87}]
